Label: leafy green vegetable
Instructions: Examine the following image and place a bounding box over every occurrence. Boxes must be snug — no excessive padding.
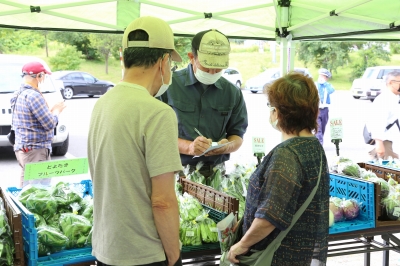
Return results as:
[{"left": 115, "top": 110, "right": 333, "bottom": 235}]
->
[
  {"left": 24, "top": 190, "right": 58, "bottom": 220},
  {"left": 37, "top": 226, "right": 69, "bottom": 248},
  {"left": 59, "top": 213, "right": 92, "bottom": 249}
]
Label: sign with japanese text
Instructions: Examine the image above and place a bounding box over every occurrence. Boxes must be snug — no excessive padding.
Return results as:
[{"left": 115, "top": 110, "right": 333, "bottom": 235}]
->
[
  {"left": 252, "top": 136, "right": 266, "bottom": 154},
  {"left": 330, "top": 118, "right": 343, "bottom": 140},
  {"left": 24, "top": 158, "right": 88, "bottom": 180}
]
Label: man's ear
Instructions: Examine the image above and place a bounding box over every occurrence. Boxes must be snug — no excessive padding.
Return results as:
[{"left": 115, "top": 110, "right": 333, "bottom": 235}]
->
[{"left": 187, "top": 52, "right": 194, "bottom": 60}]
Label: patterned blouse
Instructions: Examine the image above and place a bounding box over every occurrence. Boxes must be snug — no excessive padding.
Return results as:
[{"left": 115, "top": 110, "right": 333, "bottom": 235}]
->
[{"left": 243, "top": 137, "right": 329, "bottom": 265}]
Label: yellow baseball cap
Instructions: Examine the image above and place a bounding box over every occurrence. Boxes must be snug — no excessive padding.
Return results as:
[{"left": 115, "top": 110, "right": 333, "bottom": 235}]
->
[
  {"left": 192, "top": 29, "right": 231, "bottom": 69},
  {"left": 122, "top": 16, "right": 182, "bottom": 62}
]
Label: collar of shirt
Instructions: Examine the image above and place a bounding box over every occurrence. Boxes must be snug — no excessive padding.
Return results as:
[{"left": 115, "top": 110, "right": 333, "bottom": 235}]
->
[{"left": 184, "top": 63, "right": 224, "bottom": 90}]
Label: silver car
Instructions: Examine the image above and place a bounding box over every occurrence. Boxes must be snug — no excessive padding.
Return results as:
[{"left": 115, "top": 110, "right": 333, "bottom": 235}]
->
[{"left": 245, "top": 68, "right": 312, "bottom": 93}]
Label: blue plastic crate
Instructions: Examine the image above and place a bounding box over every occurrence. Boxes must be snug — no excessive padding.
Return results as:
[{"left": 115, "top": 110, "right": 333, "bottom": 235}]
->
[
  {"left": 6, "top": 180, "right": 94, "bottom": 266},
  {"left": 329, "top": 174, "right": 375, "bottom": 234}
]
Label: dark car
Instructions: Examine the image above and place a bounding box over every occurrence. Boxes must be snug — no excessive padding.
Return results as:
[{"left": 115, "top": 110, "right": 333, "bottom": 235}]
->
[{"left": 53, "top": 71, "right": 115, "bottom": 99}]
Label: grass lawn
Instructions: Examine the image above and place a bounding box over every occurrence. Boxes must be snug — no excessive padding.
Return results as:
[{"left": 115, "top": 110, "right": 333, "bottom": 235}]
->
[{"left": 14, "top": 42, "right": 400, "bottom": 91}]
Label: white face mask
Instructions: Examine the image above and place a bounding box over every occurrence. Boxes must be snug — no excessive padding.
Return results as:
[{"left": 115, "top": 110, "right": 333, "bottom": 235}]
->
[
  {"left": 194, "top": 67, "right": 223, "bottom": 85},
  {"left": 37, "top": 75, "right": 45, "bottom": 90},
  {"left": 155, "top": 59, "right": 172, "bottom": 97},
  {"left": 318, "top": 76, "right": 326, "bottom": 84},
  {"left": 269, "top": 107, "right": 279, "bottom": 131}
]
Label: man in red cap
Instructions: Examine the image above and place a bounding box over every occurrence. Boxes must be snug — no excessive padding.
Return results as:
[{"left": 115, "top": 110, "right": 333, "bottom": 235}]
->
[{"left": 10, "top": 61, "right": 66, "bottom": 187}]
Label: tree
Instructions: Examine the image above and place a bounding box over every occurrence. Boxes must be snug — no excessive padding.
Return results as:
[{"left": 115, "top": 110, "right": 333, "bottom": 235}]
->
[
  {"left": 48, "top": 32, "right": 98, "bottom": 60},
  {"left": 0, "top": 29, "right": 44, "bottom": 54},
  {"left": 390, "top": 42, "right": 400, "bottom": 54},
  {"left": 89, "top": 33, "right": 122, "bottom": 74},
  {"left": 49, "top": 46, "right": 82, "bottom": 71},
  {"left": 350, "top": 42, "right": 391, "bottom": 80},
  {"left": 297, "top": 42, "right": 353, "bottom": 77},
  {"left": 174, "top": 37, "right": 192, "bottom": 68}
]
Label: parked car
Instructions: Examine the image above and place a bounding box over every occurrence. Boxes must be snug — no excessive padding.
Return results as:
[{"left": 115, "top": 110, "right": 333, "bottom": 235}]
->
[
  {"left": 245, "top": 68, "right": 312, "bottom": 93},
  {"left": 0, "top": 54, "right": 69, "bottom": 156},
  {"left": 351, "top": 66, "right": 400, "bottom": 101},
  {"left": 53, "top": 71, "right": 115, "bottom": 99},
  {"left": 222, "top": 67, "right": 243, "bottom": 88}
]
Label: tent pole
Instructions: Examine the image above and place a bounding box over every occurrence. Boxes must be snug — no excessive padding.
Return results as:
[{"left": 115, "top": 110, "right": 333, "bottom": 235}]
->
[
  {"left": 288, "top": 40, "right": 296, "bottom": 72},
  {"left": 279, "top": 37, "right": 288, "bottom": 76}
]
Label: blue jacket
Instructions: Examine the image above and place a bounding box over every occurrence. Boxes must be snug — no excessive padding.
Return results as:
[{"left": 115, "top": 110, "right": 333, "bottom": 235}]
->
[{"left": 316, "top": 82, "right": 335, "bottom": 105}]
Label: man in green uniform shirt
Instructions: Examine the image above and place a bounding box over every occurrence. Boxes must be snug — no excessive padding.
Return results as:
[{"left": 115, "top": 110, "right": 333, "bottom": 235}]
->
[{"left": 160, "top": 29, "right": 248, "bottom": 177}]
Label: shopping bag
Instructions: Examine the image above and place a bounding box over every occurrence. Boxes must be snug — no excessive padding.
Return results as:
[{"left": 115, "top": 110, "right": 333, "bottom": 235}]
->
[
  {"left": 7, "top": 130, "right": 15, "bottom": 145},
  {"left": 363, "top": 124, "right": 375, "bottom": 145},
  {"left": 217, "top": 213, "right": 238, "bottom": 253}
]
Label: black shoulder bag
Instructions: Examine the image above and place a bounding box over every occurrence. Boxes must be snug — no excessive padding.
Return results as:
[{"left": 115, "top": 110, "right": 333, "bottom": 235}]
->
[{"left": 7, "top": 93, "right": 21, "bottom": 145}]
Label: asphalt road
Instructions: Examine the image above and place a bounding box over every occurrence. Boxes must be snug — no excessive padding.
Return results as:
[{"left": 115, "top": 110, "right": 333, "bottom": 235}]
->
[{"left": 1, "top": 90, "right": 400, "bottom": 265}]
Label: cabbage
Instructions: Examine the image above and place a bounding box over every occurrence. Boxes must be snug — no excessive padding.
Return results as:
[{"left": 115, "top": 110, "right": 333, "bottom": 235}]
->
[
  {"left": 329, "top": 197, "right": 344, "bottom": 222},
  {"left": 329, "top": 210, "right": 334, "bottom": 227},
  {"left": 341, "top": 199, "right": 360, "bottom": 220}
]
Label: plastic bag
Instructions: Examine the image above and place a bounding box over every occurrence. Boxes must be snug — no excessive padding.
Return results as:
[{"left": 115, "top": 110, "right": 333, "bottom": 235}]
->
[
  {"left": 59, "top": 213, "right": 92, "bottom": 249},
  {"left": 180, "top": 220, "right": 202, "bottom": 246},
  {"left": 37, "top": 225, "right": 69, "bottom": 253},
  {"left": 25, "top": 190, "right": 58, "bottom": 220}
]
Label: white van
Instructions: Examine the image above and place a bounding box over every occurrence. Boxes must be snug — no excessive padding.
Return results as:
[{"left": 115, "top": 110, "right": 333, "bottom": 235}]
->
[
  {"left": 0, "top": 54, "right": 69, "bottom": 155},
  {"left": 351, "top": 66, "right": 400, "bottom": 101}
]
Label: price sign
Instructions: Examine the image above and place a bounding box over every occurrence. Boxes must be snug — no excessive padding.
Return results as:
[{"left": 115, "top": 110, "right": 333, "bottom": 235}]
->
[
  {"left": 24, "top": 157, "right": 89, "bottom": 180},
  {"left": 330, "top": 118, "right": 343, "bottom": 140},
  {"left": 252, "top": 137, "right": 265, "bottom": 154}
]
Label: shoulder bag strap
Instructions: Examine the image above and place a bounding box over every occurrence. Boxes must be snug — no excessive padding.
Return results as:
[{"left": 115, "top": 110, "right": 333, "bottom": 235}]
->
[
  {"left": 10, "top": 92, "right": 21, "bottom": 128},
  {"left": 386, "top": 119, "right": 400, "bottom": 131},
  {"left": 255, "top": 152, "right": 324, "bottom": 264}
]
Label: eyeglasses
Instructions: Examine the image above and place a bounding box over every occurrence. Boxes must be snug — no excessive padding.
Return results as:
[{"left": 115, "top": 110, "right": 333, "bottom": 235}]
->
[
  {"left": 391, "top": 80, "right": 400, "bottom": 83},
  {"left": 267, "top": 102, "right": 276, "bottom": 112}
]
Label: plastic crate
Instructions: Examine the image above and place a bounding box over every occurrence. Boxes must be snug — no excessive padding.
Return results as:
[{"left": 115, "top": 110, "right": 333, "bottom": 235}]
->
[
  {"left": 181, "top": 204, "right": 226, "bottom": 253},
  {"left": 6, "top": 180, "right": 95, "bottom": 266},
  {"left": 179, "top": 177, "right": 239, "bottom": 215},
  {"left": 0, "top": 187, "right": 24, "bottom": 266},
  {"left": 359, "top": 162, "right": 400, "bottom": 227},
  {"left": 329, "top": 174, "right": 375, "bottom": 234},
  {"left": 359, "top": 162, "right": 400, "bottom": 181}
]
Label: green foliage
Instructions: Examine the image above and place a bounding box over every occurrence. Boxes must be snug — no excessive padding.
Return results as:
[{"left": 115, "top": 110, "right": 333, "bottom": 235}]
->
[
  {"left": 0, "top": 29, "right": 45, "bottom": 54},
  {"left": 89, "top": 33, "right": 122, "bottom": 74},
  {"left": 48, "top": 32, "right": 98, "bottom": 60},
  {"left": 350, "top": 42, "right": 391, "bottom": 80},
  {"left": 297, "top": 41, "right": 352, "bottom": 77},
  {"left": 390, "top": 42, "right": 400, "bottom": 54},
  {"left": 173, "top": 37, "right": 192, "bottom": 68},
  {"left": 49, "top": 46, "right": 83, "bottom": 71}
]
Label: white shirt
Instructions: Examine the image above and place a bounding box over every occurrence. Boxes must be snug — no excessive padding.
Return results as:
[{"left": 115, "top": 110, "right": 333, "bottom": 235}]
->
[{"left": 367, "top": 88, "right": 400, "bottom": 142}]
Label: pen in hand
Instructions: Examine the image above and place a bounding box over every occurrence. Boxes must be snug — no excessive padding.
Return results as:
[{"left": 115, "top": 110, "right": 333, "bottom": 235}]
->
[{"left": 194, "top": 127, "right": 204, "bottom": 137}]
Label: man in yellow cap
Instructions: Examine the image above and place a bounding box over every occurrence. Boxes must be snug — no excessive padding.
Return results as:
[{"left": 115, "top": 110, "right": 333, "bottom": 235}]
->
[{"left": 88, "top": 16, "right": 182, "bottom": 266}]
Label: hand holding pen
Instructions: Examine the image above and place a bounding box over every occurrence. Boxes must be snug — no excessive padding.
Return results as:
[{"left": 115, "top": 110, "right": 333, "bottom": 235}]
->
[{"left": 189, "top": 128, "right": 212, "bottom": 156}]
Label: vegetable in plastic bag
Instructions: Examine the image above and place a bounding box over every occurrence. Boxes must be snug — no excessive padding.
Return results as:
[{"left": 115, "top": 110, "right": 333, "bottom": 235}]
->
[
  {"left": 382, "top": 194, "right": 400, "bottom": 221},
  {"left": 338, "top": 162, "right": 361, "bottom": 178},
  {"left": 37, "top": 226, "right": 69, "bottom": 252},
  {"left": 341, "top": 199, "right": 361, "bottom": 220},
  {"left": 329, "top": 210, "right": 334, "bottom": 227},
  {"left": 59, "top": 213, "right": 92, "bottom": 249},
  {"left": 200, "top": 218, "right": 219, "bottom": 243},
  {"left": 368, "top": 177, "right": 390, "bottom": 198},
  {"left": 179, "top": 220, "right": 202, "bottom": 246},
  {"left": 50, "top": 182, "right": 82, "bottom": 207},
  {"left": 18, "top": 185, "right": 46, "bottom": 206},
  {"left": 179, "top": 194, "right": 203, "bottom": 221},
  {"left": 24, "top": 190, "right": 58, "bottom": 220},
  {"left": 329, "top": 197, "right": 344, "bottom": 222},
  {"left": 33, "top": 213, "right": 47, "bottom": 228}
]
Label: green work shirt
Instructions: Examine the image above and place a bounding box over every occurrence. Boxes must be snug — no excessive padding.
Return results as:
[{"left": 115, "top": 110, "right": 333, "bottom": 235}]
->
[{"left": 160, "top": 64, "right": 248, "bottom": 166}]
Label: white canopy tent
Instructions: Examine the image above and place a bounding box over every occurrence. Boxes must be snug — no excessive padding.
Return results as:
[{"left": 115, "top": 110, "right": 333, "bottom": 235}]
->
[{"left": 1, "top": 0, "right": 400, "bottom": 74}]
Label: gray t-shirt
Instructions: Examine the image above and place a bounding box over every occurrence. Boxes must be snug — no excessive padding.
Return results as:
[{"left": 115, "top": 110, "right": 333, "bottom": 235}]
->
[{"left": 88, "top": 82, "right": 182, "bottom": 265}]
